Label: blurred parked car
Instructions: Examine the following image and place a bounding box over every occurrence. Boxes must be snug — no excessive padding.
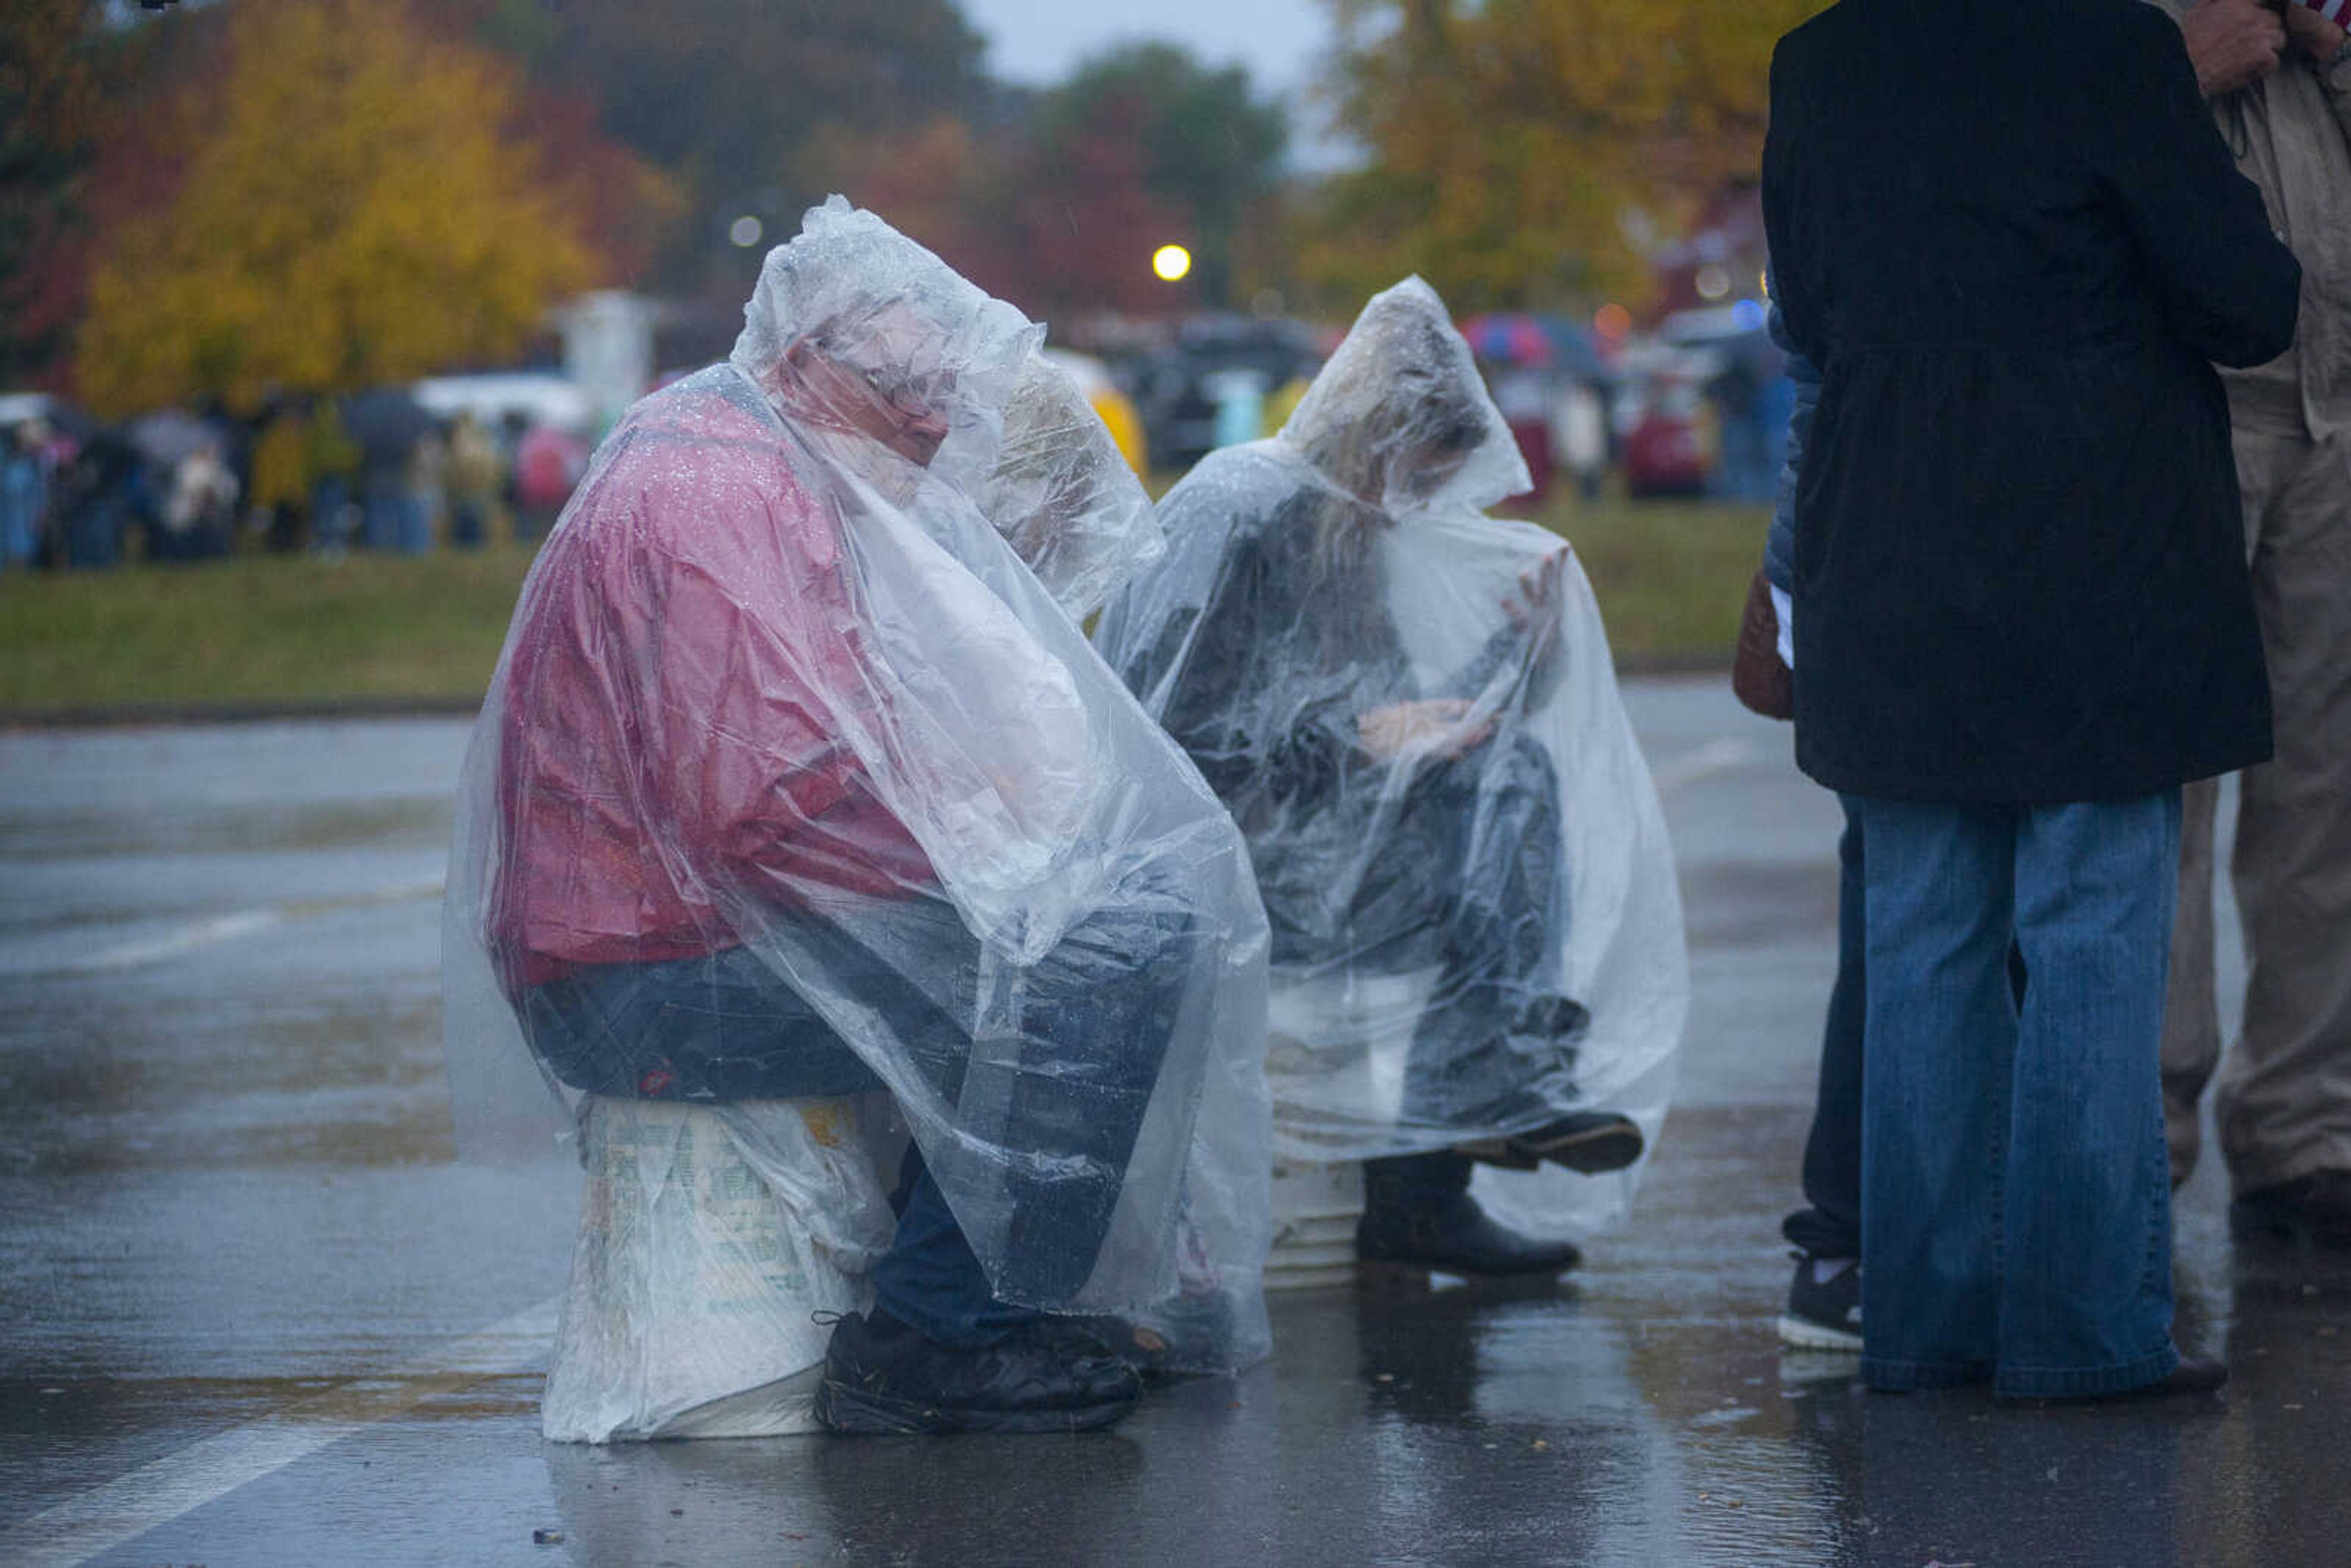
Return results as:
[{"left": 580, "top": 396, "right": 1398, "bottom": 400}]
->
[
  {"left": 1622, "top": 372, "right": 1717, "bottom": 498},
  {"left": 413, "top": 372, "right": 596, "bottom": 438},
  {"left": 1128, "top": 316, "right": 1324, "bottom": 471}
]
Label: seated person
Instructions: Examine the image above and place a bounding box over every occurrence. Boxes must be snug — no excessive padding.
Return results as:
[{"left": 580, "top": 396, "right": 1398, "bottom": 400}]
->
[
  {"left": 1099, "top": 277, "right": 1685, "bottom": 1278},
  {"left": 449, "top": 199, "right": 1270, "bottom": 1435}
]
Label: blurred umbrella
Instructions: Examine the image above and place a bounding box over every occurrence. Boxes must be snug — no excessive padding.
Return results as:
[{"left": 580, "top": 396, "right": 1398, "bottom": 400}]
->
[
  {"left": 1457, "top": 312, "right": 1554, "bottom": 367},
  {"left": 126, "top": 408, "right": 220, "bottom": 465},
  {"left": 0, "top": 392, "right": 101, "bottom": 443},
  {"left": 1458, "top": 313, "right": 1617, "bottom": 382},
  {"left": 343, "top": 386, "right": 435, "bottom": 465}
]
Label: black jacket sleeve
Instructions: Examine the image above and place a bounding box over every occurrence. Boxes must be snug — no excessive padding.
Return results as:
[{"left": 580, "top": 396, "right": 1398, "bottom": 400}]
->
[
  {"left": 1151, "top": 527, "right": 1349, "bottom": 813},
  {"left": 2101, "top": 3, "right": 2302, "bottom": 367}
]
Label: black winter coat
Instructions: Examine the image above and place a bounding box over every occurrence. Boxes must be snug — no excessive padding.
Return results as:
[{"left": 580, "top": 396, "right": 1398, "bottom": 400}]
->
[{"left": 1762, "top": 0, "right": 2301, "bottom": 803}]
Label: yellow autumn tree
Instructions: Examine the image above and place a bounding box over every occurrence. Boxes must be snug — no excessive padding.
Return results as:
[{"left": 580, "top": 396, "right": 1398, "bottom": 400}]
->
[
  {"left": 75, "top": 0, "right": 594, "bottom": 416},
  {"left": 1301, "top": 0, "right": 1829, "bottom": 312}
]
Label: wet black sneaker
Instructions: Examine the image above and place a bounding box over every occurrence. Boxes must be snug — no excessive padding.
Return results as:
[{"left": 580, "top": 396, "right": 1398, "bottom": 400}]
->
[
  {"left": 1777, "top": 1253, "right": 1862, "bottom": 1352},
  {"left": 2001, "top": 1357, "right": 2228, "bottom": 1406},
  {"left": 2231, "top": 1170, "right": 2351, "bottom": 1250},
  {"left": 813, "top": 1309, "right": 1142, "bottom": 1435}
]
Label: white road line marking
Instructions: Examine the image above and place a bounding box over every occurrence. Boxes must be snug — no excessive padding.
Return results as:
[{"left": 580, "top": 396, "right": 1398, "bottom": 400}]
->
[
  {"left": 1652, "top": 737, "right": 1764, "bottom": 795},
  {"left": 0, "top": 1296, "right": 558, "bottom": 1568},
  {"left": 59, "top": 878, "right": 446, "bottom": 975},
  {"left": 77, "top": 908, "right": 288, "bottom": 971}
]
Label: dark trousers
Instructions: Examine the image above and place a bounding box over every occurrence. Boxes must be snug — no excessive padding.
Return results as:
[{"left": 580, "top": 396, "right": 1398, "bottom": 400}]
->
[
  {"left": 311, "top": 476, "right": 352, "bottom": 550},
  {"left": 449, "top": 499, "right": 488, "bottom": 549},
  {"left": 1783, "top": 801, "right": 1867, "bottom": 1259},
  {"left": 361, "top": 473, "right": 428, "bottom": 554},
  {"left": 1309, "top": 737, "right": 1583, "bottom": 1204},
  {"left": 519, "top": 892, "right": 1197, "bottom": 1346}
]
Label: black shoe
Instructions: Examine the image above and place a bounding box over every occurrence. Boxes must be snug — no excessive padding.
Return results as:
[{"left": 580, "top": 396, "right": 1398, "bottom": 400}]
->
[
  {"left": 1776, "top": 1253, "right": 1862, "bottom": 1352},
  {"left": 812, "top": 1309, "right": 1143, "bottom": 1435},
  {"left": 2232, "top": 1171, "right": 2351, "bottom": 1249},
  {"left": 1457, "top": 1111, "right": 1646, "bottom": 1176},
  {"left": 2004, "top": 1357, "right": 2227, "bottom": 1406},
  {"left": 1356, "top": 1189, "right": 1582, "bottom": 1277},
  {"left": 2149, "top": 1358, "right": 2230, "bottom": 1397}
]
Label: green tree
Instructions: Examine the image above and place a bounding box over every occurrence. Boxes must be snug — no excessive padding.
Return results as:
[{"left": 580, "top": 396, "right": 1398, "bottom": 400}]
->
[
  {"left": 477, "top": 0, "right": 990, "bottom": 297},
  {"left": 0, "top": 1, "right": 107, "bottom": 384},
  {"left": 1030, "top": 43, "right": 1289, "bottom": 309},
  {"left": 1305, "top": 0, "right": 1826, "bottom": 312},
  {"left": 74, "top": 0, "right": 598, "bottom": 416}
]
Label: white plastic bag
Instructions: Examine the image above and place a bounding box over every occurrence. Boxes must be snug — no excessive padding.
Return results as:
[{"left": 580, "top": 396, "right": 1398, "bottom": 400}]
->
[{"left": 539, "top": 1095, "right": 898, "bottom": 1442}]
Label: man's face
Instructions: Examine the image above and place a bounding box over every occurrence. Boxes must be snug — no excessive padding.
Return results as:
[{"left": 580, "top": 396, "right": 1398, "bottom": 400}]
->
[{"left": 785, "top": 304, "right": 956, "bottom": 468}]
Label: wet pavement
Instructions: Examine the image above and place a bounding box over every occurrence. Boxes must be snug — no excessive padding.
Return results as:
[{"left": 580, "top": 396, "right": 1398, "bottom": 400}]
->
[{"left": 4, "top": 682, "right": 2350, "bottom": 1567}]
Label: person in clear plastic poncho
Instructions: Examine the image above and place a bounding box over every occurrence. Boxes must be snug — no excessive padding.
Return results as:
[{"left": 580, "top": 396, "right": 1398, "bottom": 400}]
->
[
  {"left": 443, "top": 198, "right": 1272, "bottom": 1435},
  {"left": 1098, "top": 277, "right": 1686, "bottom": 1277}
]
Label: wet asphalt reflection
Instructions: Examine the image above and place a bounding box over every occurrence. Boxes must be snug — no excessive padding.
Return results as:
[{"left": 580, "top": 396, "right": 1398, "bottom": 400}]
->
[{"left": 4, "top": 687, "right": 2349, "bottom": 1567}]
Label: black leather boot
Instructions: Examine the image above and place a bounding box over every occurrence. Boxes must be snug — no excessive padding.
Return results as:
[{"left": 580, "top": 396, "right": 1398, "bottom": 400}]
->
[{"left": 1357, "top": 1152, "right": 1583, "bottom": 1277}]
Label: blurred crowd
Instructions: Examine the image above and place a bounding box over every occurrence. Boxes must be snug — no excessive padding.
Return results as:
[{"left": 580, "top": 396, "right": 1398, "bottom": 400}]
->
[
  {"left": 1118, "top": 306, "right": 1792, "bottom": 512},
  {"left": 0, "top": 312, "right": 1791, "bottom": 585},
  {"left": 0, "top": 388, "right": 593, "bottom": 575}
]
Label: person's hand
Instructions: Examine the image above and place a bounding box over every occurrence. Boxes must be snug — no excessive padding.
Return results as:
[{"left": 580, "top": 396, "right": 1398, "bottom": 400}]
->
[
  {"left": 1502, "top": 550, "right": 1564, "bottom": 631},
  {"left": 1357, "top": 699, "right": 1493, "bottom": 762},
  {"left": 2284, "top": 1, "right": 2348, "bottom": 62},
  {"left": 2181, "top": 0, "right": 2286, "bottom": 96}
]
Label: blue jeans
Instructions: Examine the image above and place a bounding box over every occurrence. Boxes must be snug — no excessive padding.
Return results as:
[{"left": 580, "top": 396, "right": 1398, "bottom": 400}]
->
[
  {"left": 519, "top": 896, "right": 1196, "bottom": 1348},
  {"left": 311, "top": 476, "right": 352, "bottom": 550},
  {"left": 66, "top": 497, "right": 126, "bottom": 569},
  {"left": 1784, "top": 801, "right": 2031, "bottom": 1262},
  {"left": 1853, "top": 791, "right": 2181, "bottom": 1398},
  {"left": 361, "top": 475, "right": 428, "bottom": 554}
]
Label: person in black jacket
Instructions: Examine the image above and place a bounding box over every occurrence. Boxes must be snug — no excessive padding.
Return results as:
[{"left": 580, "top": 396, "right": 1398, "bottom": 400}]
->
[{"left": 1763, "top": 0, "right": 2300, "bottom": 1400}]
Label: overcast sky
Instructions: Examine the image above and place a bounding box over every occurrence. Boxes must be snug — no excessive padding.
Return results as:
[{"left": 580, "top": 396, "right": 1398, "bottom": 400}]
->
[{"left": 959, "top": 0, "right": 1333, "bottom": 92}]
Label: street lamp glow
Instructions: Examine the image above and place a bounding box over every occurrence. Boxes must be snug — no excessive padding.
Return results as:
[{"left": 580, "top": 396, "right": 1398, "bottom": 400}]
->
[{"left": 1152, "top": 244, "right": 1193, "bottom": 282}]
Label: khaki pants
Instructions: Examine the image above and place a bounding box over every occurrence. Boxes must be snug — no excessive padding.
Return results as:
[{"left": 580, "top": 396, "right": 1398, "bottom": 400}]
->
[{"left": 2164, "top": 426, "right": 2351, "bottom": 1193}]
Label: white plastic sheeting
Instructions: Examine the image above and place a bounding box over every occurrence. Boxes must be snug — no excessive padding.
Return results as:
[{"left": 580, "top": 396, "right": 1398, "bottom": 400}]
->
[
  {"left": 540, "top": 1096, "right": 897, "bottom": 1442},
  {"left": 442, "top": 200, "right": 1273, "bottom": 1408},
  {"left": 1097, "top": 276, "right": 1686, "bottom": 1237},
  {"left": 976, "top": 350, "right": 1163, "bottom": 623}
]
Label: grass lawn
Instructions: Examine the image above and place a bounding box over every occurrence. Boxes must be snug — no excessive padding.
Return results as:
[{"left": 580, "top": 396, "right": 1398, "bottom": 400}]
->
[
  {"left": 0, "top": 493, "right": 1763, "bottom": 716},
  {"left": 0, "top": 544, "right": 539, "bottom": 713},
  {"left": 1535, "top": 492, "right": 1764, "bottom": 666}
]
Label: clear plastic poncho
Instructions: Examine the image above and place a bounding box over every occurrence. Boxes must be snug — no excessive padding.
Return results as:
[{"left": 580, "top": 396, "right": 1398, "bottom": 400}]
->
[
  {"left": 1096, "top": 276, "right": 1685, "bottom": 1236},
  {"left": 442, "top": 198, "right": 1272, "bottom": 1367}
]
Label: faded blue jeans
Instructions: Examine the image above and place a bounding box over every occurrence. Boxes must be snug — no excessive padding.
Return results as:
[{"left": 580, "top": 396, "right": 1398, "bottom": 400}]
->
[
  {"left": 519, "top": 894, "right": 1198, "bottom": 1349},
  {"left": 1852, "top": 790, "right": 2182, "bottom": 1398}
]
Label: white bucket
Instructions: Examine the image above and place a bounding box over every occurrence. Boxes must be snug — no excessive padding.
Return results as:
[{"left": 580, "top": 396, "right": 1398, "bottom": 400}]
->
[
  {"left": 540, "top": 1095, "right": 898, "bottom": 1443},
  {"left": 1266, "top": 1157, "right": 1364, "bottom": 1291}
]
